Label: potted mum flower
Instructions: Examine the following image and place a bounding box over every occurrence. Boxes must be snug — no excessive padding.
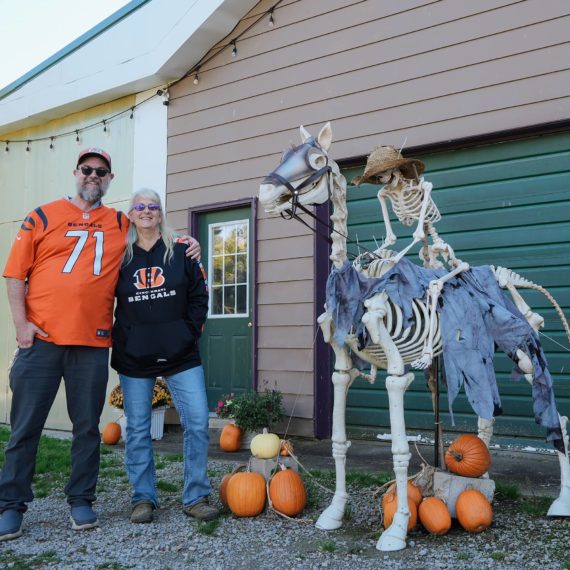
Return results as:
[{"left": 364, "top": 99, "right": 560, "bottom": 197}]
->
[
  {"left": 108, "top": 378, "right": 173, "bottom": 440},
  {"left": 216, "top": 390, "right": 285, "bottom": 451}
]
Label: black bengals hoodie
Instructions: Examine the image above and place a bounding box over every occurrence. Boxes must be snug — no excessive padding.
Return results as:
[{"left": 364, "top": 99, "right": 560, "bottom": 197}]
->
[{"left": 111, "top": 239, "right": 208, "bottom": 378}]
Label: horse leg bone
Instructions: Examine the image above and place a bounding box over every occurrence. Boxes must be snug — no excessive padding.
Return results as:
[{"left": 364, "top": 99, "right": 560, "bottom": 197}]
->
[
  {"left": 548, "top": 414, "right": 570, "bottom": 516},
  {"left": 377, "top": 372, "right": 415, "bottom": 552},
  {"left": 316, "top": 369, "right": 352, "bottom": 530},
  {"left": 362, "top": 292, "right": 388, "bottom": 344}
]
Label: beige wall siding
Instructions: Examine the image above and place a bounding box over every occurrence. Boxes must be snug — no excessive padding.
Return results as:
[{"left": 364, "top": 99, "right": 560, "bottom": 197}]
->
[
  {"left": 167, "top": 0, "right": 570, "bottom": 432},
  {"left": 0, "top": 96, "right": 136, "bottom": 430}
]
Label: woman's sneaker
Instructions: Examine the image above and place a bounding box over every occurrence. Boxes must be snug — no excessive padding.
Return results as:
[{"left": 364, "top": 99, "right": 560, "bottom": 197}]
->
[
  {"left": 0, "top": 510, "right": 23, "bottom": 541},
  {"left": 131, "top": 501, "right": 154, "bottom": 524},
  {"left": 183, "top": 499, "right": 219, "bottom": 521}
]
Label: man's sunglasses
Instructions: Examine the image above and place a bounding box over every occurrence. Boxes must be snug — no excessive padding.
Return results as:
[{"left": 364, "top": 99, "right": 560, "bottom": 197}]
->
[
  {"left": 79, "top": 165, "right": 110, "bottom": 177},
  {"left": 132, "top": 203, "right": 161, "bottom": 212}
]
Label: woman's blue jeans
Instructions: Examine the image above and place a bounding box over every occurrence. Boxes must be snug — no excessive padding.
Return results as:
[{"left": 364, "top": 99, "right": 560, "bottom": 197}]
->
[{"left": 119, "top": 365, "right": 211, "bottom": 508}]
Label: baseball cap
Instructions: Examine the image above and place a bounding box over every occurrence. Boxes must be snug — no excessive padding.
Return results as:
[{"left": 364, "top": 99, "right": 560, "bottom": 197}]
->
[{"left": 77, "top": 147, "right": 112, "bottom": 171}]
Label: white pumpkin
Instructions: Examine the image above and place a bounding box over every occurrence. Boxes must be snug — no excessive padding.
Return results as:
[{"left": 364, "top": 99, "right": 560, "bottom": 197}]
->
[{"left": 250, "top": 428, "right": 280, "bottom": 459}]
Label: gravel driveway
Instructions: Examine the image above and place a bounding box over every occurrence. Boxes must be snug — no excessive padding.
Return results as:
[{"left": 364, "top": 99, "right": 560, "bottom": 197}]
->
[{"left": 1, "top": 449, "right": 569, "bottom": 570}]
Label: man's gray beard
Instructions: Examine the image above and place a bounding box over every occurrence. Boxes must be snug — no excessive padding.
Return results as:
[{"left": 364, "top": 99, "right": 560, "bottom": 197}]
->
[{"left": 78, "top": 181, "right": 109, "bottom": 203}]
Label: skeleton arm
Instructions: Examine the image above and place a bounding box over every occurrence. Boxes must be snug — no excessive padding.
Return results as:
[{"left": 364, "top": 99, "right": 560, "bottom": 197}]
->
[
  {"left": 411, "top": 260, "right": 470, "bottom": 370},
  {"left": 377, "top": 187, "right": 397, "bottom": 251}
]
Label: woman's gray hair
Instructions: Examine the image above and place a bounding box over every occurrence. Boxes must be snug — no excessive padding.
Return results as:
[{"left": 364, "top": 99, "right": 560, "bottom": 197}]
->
[{"left": 123, "top": 188, "right": 177, "bottom": 266}]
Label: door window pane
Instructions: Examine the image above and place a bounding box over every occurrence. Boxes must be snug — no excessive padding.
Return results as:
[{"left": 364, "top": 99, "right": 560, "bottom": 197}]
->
[{"left": 208, "top": 219, "right": 249, "bottom": 317}]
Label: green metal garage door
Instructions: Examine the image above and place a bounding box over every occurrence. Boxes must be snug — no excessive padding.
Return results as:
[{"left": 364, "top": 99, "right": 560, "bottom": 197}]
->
[{"left": 343, "top": 131, "right": 570, "bottom": 441}]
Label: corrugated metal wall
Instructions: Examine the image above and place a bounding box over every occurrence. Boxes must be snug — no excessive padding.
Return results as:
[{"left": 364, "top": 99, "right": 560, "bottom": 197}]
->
[{"left": 344, "top": 131, "right": 570, "bottom": 440}]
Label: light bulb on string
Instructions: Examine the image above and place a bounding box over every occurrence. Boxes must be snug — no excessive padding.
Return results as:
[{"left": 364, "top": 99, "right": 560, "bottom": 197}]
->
[
  {"left": 5, "top": 141, "right": 9, "bottom": 152},
  {"left": 49, "top": 137, "right": 54, "bottom": 150},
  {"left": 231, "top": 41, "right": 237, "bottom": 57},
  {"left": 26, "top": 140, "right": 31, "bottom": 152},
  {"left": 130, "top": 107, "right": 134, "bottom": 119},
  {"left": 193, "top": 68, "right": 200, "bottom": 85},
  {"left": 268, "top": 8, "right": 274, "bottom": 27},
  {"left": 103, "top": 120, "right": 108, "bottom": 134},
  {"left": 75, "top": 130, "right": 80, "bottom": 144}
]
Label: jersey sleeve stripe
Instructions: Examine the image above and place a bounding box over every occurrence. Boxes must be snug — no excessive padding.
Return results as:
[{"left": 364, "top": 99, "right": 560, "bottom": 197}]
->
[{"left": 34, "top": 207, "right": 48, "bottom": 230}]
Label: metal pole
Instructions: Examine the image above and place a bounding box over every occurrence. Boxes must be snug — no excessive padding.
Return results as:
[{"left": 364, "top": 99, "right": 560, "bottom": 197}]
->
[{"left": 433, "top": 356, "right": 440, "bottom": 468}]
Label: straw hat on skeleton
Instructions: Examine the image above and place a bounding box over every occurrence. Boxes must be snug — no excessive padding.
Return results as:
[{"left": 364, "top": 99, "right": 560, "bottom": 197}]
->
[{"left": 351, "top": 145, "right": 425, "bottom": 185}]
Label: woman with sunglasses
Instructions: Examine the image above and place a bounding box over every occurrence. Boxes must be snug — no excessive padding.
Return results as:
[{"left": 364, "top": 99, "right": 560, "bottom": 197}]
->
[{"left": 110, "top": 188, "right": 218, "bottom": 524}]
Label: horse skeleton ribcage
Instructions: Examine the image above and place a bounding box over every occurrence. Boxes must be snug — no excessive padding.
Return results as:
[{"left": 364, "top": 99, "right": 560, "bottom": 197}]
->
[
  {"left": 345, "top": 295, "right": 442, "bottom": 369},
  {"left": 344, "top": 257, "right": 443, "bottom": 369}
]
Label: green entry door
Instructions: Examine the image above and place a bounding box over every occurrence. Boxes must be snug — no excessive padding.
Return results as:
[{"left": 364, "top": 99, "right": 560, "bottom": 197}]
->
[{"left": 198, "top": 207, "right": 253, "bottom": 410}]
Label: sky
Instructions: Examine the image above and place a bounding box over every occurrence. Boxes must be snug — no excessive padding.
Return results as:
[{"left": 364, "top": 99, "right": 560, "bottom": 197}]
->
[{"left": 0, "top": 0, "right": 131, "bottom": 91}]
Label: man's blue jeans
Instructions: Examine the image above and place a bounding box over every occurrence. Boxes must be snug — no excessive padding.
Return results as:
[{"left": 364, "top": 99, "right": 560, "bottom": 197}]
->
[{"left": 119, "top": 365, "right": 211, "bottom": 508}]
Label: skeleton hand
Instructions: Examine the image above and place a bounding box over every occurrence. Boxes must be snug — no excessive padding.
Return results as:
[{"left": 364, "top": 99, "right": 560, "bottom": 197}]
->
[{"left": 411, "top": 350, "right": 433, "bottom": 370}]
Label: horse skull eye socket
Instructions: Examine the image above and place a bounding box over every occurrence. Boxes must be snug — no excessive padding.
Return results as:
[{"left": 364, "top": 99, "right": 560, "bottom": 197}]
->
[{"left": 308, "top": 150, "right": 326, "bottom": 169}]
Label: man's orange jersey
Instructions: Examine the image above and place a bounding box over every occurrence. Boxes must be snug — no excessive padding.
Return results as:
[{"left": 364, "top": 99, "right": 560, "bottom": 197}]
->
[{"left": 3, "top": 198, "right": 128, "bottom": 347}]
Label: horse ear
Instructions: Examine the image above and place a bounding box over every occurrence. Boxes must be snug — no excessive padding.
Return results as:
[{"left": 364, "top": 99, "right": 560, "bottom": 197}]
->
[
  {"left": 317, "top": 122, "right": 332, "bottom": 151},
  {"left": 299, "top": 124, "right": 311, "bottom": 143}
]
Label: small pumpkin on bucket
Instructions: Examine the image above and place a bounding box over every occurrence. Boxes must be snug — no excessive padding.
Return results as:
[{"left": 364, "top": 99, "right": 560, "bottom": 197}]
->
[
  {"left": 250, "top": 428, "right": 281, "bottom": 459},
  {"left": 445, "top": 434, "right": 491, "bottom": 478},
  {"left": 101, "top": 422, "right": 121, "bottom": 445}
]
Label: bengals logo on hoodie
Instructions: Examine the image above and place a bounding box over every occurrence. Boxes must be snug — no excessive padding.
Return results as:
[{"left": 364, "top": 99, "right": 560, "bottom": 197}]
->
[{"left": 133, "top": 266, "right": 165, "bottom": 290}]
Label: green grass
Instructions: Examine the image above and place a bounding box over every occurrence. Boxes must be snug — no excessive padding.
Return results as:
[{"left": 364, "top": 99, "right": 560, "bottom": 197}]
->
[
  {"left": 491, "top": 551, "right": 506, "bottom": 561},
  {"left": 157, "top": 480, "right": 180, "bottom": 493},
  {"left": 518, "top": 496, "right": 552, "bottom": 516},
  {"left": 346, "top": 470, "right": 392, "bottom": 487},
  {"left": 194, "top": 519, "right": 220, "bottom": 535},
  {"left": 163, "top": 453, "right": 184, "bottom": 463},
  {"left": 0, "top": 549, "right": 61, "bottom": 569},
  {"left": 0, "top": 428, "right": 74, "bottom": 497},
  {"left": 318, "top": 540, "right": 337, "bottom": 553},
  {"left": 494, "top": 481, "right": 521, "bottom": 501}
]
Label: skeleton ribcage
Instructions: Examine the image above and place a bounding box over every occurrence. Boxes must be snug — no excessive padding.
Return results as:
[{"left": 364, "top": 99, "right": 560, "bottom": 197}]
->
[{"left": 345, "top": 259, "right": 443, "bottom": 370}]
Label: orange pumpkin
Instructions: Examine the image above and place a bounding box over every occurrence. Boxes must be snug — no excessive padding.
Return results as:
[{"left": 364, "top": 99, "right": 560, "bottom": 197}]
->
[
  {"left": 280, "top": 439, "right": 294, "bottom": 456},
  {"left": 386, "top": 481, "right": 423, "bottom": 508},
  {"left": 455, "top": 489, "right": 493, "bottom": 533},
  {"left": 226, "top": 471, "right": 266, "bottom": 517},
  {"left": 269, "top": 467, "right": 307, "bottom": 516},
  {"left": 101, "top": 422, "right": 121, "bottom": 445},
  {"left": 381, "top": 491, "right": 417, "bottom": 530},
  {"left": 219, "top": 423, "right": 243, "bottom": 452},
  {"left": 219, "top": 465, "right": 246, "bottom": 508},
  {"left": 445, "top": 434, "right": 491, "bottom": 478},
  {"left": 418, "top": 497, "right": 452, "bottom": 535}
]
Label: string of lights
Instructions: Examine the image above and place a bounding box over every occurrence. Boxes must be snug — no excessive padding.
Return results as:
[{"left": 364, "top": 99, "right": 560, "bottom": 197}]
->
[{"left": 0, "top": 0, "right": 283, "bottom": 150}]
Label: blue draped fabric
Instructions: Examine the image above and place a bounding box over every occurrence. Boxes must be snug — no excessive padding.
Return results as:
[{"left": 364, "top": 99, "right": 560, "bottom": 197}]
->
[{"left": 325, "top": 258, "right": 563, "bottom": 451}]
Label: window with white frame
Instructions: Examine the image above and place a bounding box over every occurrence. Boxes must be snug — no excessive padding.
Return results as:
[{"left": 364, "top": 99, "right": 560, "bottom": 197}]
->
[{"left": 208, "top": 220, "right": 249, "bottom": 317}]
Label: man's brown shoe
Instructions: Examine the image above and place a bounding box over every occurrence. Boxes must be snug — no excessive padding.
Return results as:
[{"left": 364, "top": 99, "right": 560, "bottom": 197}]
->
[
  {"left": 183, "top": 499, "right": 219, "bottom": 521},
  {"left": 131, "top": 501, "right": 154, "bottom": 524}
]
